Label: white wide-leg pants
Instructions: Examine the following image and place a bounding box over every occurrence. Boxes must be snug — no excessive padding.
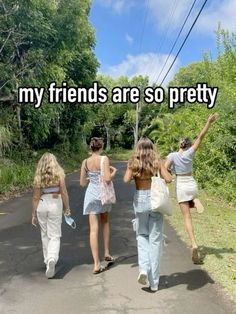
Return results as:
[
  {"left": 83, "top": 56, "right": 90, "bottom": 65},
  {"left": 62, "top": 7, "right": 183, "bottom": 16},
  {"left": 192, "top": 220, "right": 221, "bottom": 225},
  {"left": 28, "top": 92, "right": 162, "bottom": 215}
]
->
[{"left": 36, "top": 194, "right": 63, "bottom": 264}]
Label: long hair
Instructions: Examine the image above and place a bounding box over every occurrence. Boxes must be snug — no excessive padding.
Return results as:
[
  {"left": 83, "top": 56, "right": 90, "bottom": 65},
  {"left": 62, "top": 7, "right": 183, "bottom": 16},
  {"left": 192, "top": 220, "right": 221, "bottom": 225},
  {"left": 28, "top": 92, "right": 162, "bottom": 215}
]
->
[
  {"left": 128, "top": 137, "right": 160, "bottom": 178},
  {"left": 33, "top": 153, "right": 64, "bottom": 188}
]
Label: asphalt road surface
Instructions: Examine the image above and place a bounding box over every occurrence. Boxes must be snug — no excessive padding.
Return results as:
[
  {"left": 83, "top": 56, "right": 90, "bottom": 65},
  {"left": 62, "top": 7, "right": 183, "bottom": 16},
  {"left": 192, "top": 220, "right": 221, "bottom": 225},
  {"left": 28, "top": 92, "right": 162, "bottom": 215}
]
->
[{"left": 0, "top": 162, "right": 235, "bottom": 314}]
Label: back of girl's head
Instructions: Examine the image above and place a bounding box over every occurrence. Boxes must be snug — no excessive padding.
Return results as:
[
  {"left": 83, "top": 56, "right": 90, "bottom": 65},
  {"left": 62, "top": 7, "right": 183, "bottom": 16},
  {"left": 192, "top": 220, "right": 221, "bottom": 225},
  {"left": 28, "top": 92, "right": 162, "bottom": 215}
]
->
[
  {"left": 90, "top": 137, "right": 103, "bottom": 152},
  {"left": 179, "top": 138, "right": 192, "bottom": 150},
  {"left": 128, "top": 137, "right": 159, "bottom": 177},
  {"left": 33, "top": 152, "right": 64, "bottom": 188},
  {"left": 135, "top": 137, "right": 155, "bottom": 152}
]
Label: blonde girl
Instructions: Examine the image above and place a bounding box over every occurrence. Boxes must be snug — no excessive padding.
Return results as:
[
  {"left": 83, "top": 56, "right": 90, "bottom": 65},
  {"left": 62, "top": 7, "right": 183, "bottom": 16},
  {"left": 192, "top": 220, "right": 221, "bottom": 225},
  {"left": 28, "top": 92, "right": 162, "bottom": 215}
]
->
[
  {"left": 124, "top": 137, "right": 172, "bottom": 292},
  {"left": 32, "top": 153, "right": 70, "bottom": 278}
]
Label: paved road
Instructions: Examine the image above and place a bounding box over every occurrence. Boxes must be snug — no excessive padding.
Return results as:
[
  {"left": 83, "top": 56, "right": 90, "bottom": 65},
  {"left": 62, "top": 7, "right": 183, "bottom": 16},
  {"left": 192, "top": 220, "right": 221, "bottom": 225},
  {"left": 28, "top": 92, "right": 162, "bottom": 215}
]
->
[{"left": 0, "top": 162, "right": 235, "bottom": 314}]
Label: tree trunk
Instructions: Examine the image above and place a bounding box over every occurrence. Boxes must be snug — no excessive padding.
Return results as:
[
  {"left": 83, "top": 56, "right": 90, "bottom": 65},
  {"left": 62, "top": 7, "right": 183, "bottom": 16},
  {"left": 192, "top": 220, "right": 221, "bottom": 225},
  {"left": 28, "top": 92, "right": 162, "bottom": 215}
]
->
[
  {"left": 105, "top": 125, "right": 111, "bottom": 151},
  {"left": 16, "top": 104, "right": 23, "bottom": 143}
]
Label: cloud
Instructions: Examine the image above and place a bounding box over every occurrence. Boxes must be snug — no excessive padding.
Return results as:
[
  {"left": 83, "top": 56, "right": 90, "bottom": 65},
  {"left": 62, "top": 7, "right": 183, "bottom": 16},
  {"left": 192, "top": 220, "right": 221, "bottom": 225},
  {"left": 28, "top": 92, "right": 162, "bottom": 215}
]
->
[
  {"left": 147, "top": 0, "right": 236, "bottom": 34},
  {"left": 197, "top": 0, "right": 236, "bottom": 33},
  {"left": 102, "top": 53, "right": 179, "bottom": 85},
  {"left": 125, "top": 33, "right": 134, "bottom": 45},
  {"left": 95, "top": 0, "right": 135, "bottom": 14}
]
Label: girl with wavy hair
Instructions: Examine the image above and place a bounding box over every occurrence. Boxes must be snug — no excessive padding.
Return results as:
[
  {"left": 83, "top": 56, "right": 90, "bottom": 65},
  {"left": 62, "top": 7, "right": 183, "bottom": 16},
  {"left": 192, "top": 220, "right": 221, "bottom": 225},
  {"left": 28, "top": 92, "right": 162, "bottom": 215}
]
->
[
  {"left": 124, "top": 137, "right": 172, "bottom": 292},
  {"left": 80, "top": 137, "right": 117, "bottom": 274},
  {"left": 32, "top": 153, "right": 70, "bottom": 278},
  {"left": 164, "top": 113, "right": 218, "bottom": 264}
]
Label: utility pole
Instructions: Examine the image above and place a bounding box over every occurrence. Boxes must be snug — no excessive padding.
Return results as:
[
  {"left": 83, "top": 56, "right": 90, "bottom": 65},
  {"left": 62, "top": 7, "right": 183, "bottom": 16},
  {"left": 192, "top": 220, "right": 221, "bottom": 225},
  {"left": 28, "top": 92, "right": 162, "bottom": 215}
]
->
[{"left": 134, "top": 101, "right": 141, "bottom": 146}]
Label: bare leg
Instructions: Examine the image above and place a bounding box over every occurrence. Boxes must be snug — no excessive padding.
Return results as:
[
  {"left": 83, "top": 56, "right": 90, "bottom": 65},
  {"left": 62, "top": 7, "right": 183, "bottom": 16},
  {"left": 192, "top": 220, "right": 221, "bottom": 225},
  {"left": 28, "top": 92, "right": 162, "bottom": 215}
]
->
[
  {"left": 100, "top": 212, "right": 111, "bottom": 258},
  {"left": 89, "top": 214, "right": 100, "bottom": 271},
  {"left": 179, "top": 202, "right": 198, "bottom": 248}
]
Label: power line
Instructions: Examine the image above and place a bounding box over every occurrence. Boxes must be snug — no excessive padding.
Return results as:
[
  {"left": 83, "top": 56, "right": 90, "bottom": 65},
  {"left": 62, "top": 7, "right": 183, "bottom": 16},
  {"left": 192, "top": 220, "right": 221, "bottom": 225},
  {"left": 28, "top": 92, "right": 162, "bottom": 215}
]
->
[
  {"left": 155, "top": 0, "right": 198, "bottom": 84},
  {"left": 160, "top": 0, "right": 209, "bottom": 86},
  {"left": 138, "top": 0, "right": 149, "bottom": 54},
  {"left": 148, "top": 0, "right": 179, "bottom": 83}
]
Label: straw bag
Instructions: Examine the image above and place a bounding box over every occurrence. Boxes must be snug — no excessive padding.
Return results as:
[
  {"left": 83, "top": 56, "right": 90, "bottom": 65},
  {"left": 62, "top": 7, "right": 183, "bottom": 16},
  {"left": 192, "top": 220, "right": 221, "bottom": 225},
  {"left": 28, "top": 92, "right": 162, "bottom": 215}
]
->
[{"left": 99, "top": 156, "right": 116, "bottom": 205}]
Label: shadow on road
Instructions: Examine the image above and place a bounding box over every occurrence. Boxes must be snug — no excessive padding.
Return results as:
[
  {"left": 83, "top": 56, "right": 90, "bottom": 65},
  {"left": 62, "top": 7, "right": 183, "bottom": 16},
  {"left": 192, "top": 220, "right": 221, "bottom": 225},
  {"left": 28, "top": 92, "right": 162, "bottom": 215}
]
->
[
  {"left": 199, "top": 245, "right": 235, "bottom": 261},
  {"left": 158, "top": 269, "right": 215, "bottom": 291}
]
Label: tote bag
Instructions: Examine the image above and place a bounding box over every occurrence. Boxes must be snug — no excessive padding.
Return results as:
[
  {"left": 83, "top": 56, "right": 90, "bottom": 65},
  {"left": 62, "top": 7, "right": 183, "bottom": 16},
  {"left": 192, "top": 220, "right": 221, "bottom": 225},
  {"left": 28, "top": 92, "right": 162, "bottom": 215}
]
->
[
  {"left": 150, "top": 171, "right": 173, "bottom": 216},
  {"left": 99, "top": 156, "right": 116, "bottom": 205}
]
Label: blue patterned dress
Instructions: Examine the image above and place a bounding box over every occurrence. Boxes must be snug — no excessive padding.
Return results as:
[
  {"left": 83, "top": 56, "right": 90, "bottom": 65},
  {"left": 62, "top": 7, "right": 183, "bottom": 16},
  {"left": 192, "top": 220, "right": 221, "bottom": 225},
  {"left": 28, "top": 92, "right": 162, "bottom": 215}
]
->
[{"left": 83, "top": 170, "right": 111, "bottom": 215}]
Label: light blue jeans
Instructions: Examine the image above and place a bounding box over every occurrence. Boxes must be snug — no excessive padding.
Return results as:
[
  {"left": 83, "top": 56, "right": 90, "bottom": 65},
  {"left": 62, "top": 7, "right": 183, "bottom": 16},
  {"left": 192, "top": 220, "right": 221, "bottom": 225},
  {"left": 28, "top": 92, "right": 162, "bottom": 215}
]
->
[{"left": 133, "top": 189, "right": 163, "bottom": 288}]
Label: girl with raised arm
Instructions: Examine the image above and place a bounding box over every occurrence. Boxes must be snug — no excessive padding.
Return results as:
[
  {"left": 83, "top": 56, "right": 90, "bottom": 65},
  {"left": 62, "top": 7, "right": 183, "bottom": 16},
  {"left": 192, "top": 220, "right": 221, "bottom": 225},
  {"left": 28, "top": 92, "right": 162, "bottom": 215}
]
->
[
  {"left": 124, "top": 137, "right": 172, "bottom": 292},
  {"left": 80, "top": 137, "right": 117, "bottom": 274},
  {"left": 32, "top": 153, "right": 70, "bottom": 278},
  {"left": 164, "top": 113, "right": 218, "bottom": 264}
]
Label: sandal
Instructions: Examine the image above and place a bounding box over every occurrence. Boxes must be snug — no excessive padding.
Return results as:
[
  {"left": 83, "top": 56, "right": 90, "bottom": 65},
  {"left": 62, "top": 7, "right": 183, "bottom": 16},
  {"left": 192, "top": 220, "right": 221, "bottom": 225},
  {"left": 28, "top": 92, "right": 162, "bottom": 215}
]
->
[
  {"left": 193, "top": 198, "right": 205, "bottom": 214},
  {"left": 93, "top": 265, "right": 106, "bottom": 275},
  {"left": 104, "top": 256, "right": 115, "bottom": 262},
  {"left": 192, "top": 248, "right": 202, "bottom": 264}
]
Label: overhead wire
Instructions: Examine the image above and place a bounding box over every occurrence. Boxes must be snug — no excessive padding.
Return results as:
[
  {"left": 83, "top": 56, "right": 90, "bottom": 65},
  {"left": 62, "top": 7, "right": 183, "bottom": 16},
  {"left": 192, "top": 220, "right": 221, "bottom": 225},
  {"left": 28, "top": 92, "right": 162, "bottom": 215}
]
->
[
  {"left": 159, "top": 0, "right": 209, "bottom": 86},
  {"left": 154, "top": 0, "right": 198, "bottom": 85},
  {"left": 148, "top": 0, "right": 179, "bottom": 83},
  {"left": 137, "top": 0, "right": 150, "bottom": 54}
]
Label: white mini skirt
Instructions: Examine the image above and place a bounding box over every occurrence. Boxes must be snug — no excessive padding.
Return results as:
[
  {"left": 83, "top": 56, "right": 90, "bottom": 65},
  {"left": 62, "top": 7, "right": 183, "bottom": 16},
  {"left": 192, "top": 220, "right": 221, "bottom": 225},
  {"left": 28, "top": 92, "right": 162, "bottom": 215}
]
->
[{"left": 175, "top": 176, "right": 198, "bottom": 203}]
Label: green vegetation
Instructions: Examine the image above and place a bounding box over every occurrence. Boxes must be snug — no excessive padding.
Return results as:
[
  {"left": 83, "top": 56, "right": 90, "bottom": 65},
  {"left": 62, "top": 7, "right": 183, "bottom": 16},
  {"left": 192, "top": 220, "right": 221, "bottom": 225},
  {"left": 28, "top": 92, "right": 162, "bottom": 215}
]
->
[
  {"left": 0, "top": 147, "right": 86, "bottom": 197},
  {"left": 167, "top": 189, "right": 236, "bottom": 300},
  {"left": 0, "top": 2, "right": 235, "bottom": 207},
  {"left": 0, "top": 2, "right": 235, "bottom": 300},
  {"left": 106, "top": 148, "right": 132, "bottom": 161}
]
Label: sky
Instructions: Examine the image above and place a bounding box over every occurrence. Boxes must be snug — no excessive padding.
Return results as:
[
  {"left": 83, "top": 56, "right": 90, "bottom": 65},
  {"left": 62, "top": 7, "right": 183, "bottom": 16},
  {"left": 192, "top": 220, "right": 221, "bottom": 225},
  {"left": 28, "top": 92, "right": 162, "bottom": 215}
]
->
[{"left": 89, "top": 0, "right": 236, "bottom": 85}]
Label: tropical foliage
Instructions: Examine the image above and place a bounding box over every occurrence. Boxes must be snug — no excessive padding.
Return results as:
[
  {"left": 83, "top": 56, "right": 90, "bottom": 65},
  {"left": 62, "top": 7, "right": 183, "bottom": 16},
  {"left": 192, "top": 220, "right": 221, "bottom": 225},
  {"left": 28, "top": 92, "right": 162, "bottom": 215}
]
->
[{"left": 0, "top": 3, "right": 235, "bottom": 204}]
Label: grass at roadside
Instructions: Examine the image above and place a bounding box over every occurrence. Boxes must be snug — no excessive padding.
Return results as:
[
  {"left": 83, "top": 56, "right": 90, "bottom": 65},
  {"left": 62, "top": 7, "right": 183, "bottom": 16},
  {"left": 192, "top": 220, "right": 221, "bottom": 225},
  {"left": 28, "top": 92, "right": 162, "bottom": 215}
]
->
[
  {"left": 167, "top": 188, "right": 236, "bottom": 300},
  {"left": 106, "top": 148, "right": 132, "bottom": 161},
  {"left": 0, "top": 150, "right": 85, "bottom": 199}
]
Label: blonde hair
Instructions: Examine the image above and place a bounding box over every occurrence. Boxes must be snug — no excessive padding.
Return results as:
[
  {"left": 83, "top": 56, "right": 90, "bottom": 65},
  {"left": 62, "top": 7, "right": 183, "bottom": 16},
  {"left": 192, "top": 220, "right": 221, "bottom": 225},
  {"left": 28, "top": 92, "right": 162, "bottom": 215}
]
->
[
  {"left": 128, "top": 137, "right": 160, "bottom": 178},
  {"left": 33, "top": 153, "right": 65, "bottom": 188}
]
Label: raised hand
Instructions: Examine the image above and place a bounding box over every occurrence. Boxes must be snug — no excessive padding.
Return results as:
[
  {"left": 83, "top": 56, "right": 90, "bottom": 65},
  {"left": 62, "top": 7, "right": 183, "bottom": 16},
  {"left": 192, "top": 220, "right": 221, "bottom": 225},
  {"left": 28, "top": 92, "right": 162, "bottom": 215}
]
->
[{"left": 207, "top": 113, "right": 219, "bottom": 124}]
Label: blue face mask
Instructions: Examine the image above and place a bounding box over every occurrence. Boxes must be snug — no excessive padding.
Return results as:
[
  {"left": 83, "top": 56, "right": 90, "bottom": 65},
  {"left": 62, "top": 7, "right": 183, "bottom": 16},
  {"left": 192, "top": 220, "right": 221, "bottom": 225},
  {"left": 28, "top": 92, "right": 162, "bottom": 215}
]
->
[{"left": 64, "top": 215, "right": 76, "bottom": 229}]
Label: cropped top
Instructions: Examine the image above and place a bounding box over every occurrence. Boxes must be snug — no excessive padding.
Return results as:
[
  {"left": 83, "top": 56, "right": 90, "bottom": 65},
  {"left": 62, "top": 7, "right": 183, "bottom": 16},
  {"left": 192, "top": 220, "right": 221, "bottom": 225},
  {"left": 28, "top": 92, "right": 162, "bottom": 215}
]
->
[
  {"left": 42, "top": 186, "right": 60, "bottom": 194},
  {"left": 167, "top": 147, "right": 194, "bottom": 174}
]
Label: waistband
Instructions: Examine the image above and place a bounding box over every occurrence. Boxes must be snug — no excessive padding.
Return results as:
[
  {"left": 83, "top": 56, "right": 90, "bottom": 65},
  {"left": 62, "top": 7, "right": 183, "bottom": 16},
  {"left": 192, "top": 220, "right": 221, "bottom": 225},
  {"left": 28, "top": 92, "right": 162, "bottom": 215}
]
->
[
  {"left": 135, "top": 189, "right": 151, "bottom": 195},
  {"left": 40, "top": 193, "right": 61, "bottom": 200}
]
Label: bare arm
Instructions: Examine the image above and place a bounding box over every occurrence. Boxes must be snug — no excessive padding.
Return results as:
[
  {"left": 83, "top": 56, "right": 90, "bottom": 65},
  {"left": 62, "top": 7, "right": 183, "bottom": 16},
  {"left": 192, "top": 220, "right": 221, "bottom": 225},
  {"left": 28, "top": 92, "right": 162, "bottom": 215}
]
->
[
  {"left": 109, "top": 166, "right": 117, "bottom": 179},
  {"left": 80, "top": 160, "right": 88, "bottom": 187},
  {"left": 160, "top": 162, "right": 172, "bottom": 183},
  {"left": 123, "top": 165, "right": 133, "bottom": 183},
  {"left": 192, "top": 113, "right": 218, "bottom": 152},
  {"left": 32, "top": 187, "right": 41, "bottom": 226},
  {"left": 164, "top": 159, "right": 172, "bottom": 172},
  {"left": 59, "top": 177, "right": 70, "bottom": 215}
]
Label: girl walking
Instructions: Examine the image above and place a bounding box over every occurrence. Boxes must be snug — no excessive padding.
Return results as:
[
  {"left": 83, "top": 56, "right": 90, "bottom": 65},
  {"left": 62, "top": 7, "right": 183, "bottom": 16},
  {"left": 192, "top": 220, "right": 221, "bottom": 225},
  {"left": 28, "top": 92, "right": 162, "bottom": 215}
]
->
[
  {"left": 32, "top": 153, "right": 70, "bottom": 278},
  {"left": 124, "top": 137, "right": 172, "bottom": 292},
  {"left": 80, "top": 137, "right": 117, "bottom": 274}
]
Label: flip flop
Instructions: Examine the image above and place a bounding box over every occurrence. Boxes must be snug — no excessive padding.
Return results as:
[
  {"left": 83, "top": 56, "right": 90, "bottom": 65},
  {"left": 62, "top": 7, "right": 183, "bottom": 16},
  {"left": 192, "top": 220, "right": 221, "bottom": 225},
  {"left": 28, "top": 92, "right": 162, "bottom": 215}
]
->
[
  {"left": 93, "top": 265, "right": 106, "bottom": 275},
  {"left": 104, "top": 256, "right": 115, "bottom": 262},
  {"left": 192, "top": 247, "right": 202, "bottom": 264}
]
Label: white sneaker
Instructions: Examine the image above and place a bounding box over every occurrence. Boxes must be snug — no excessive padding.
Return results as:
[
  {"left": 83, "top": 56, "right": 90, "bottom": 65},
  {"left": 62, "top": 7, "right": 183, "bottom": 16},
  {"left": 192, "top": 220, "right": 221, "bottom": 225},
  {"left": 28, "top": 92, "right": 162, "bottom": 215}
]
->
[
  {"left": 138, "top": 271, "right": 148, "bottom": 285},
  {"left": 46, "top": 259, "right": 56, "bottom": 278},
  {"left": 150, "top": 286, "right": 158, "bottom": 292}
]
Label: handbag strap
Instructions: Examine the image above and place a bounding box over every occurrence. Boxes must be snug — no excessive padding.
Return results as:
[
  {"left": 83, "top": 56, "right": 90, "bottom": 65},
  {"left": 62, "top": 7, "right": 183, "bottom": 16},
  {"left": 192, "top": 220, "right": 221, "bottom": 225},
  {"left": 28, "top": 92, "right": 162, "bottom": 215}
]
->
[{"left": 100, "top": 156, "right": 105, "bottom": 175}]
